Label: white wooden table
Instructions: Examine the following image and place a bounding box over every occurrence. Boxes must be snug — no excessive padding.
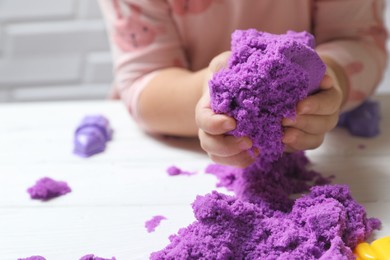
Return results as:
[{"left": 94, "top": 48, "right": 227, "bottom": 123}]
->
[{"left": 0, "top": 96, "right": 389, "bottom": 260}]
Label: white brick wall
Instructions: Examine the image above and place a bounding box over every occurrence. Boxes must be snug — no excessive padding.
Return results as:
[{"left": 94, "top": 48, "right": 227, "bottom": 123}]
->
[
  {"left": 0, "top": 0, "right": 389, "bottom": 102},
  {"left": 0, "top": 0, "right": 74, "bottom": 22},
  {"left": 0, "top": 0, "right": 113, "bottom": 102}
]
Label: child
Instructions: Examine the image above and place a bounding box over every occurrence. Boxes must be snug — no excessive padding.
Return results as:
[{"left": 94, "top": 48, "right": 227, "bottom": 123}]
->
[{"left": 99, "top": 0, "right": 387, "bottom": 167}]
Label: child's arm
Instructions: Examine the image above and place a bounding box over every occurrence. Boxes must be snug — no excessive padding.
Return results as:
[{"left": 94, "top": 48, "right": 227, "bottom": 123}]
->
[
  {"left": 282, "top": 0, "right": 388, "bottom": 152},
  {"left": 137, "top": 68, "right": 206, "bottom": 136},
  {"left": 98, "top": 0, "right": 203, "bottom": 136},
  {"left": 313, "top": 0, "right": 387, "bottom": 112}
]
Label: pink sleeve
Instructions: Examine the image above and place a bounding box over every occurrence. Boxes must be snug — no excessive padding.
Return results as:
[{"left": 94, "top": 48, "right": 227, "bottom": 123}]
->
[
  {"left": 313, "top": 0, "right": 388, "bottom": 111},
  {"left": 98, "top": 0, "right": 188, "bottom": 120}
]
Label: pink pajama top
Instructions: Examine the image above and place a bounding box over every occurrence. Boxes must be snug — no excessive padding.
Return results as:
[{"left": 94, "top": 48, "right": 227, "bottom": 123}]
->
[{"left": 99, "top": 0, "right": 388, "bottom": 120}]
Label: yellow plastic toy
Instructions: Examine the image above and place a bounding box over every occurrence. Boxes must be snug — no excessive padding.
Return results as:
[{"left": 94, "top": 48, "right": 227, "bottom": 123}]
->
[{"left": 354, "top": 236, "right": 390, "bottom": 260}]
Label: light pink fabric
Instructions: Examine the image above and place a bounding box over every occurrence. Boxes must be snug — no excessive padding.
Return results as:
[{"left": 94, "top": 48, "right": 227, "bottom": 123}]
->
[{"left": 99, "top": 0, "right": 388, "bottom": 119}]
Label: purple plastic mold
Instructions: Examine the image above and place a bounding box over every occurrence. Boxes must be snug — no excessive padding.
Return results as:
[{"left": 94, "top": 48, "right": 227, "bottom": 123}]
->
[
  {"left": 74, "top": 115, "right": 113, "bottom": 157},
  {"left": 338, "top": 100, "right": 381, "bottom": 138}
]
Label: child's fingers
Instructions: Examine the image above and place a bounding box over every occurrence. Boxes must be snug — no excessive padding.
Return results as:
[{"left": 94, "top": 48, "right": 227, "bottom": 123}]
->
[
  {"left": 282, "top": 113, "right": 339, "bottom": 135},
  {"left": 195, "top": 92, "right": 236, "bottom": 135},
  {"left": 297, "top": 86, "right": 342, "bottom": 116},
  {"left": 196, "top": 106, "right": 236, "bottom": 135},
  {"left": 209, "top": 51, "right": 231, "bottom": 73},
  {"left": 199, "top": 130, "right": 252, "bottom": 157},
  {"left": 282, "top": 127, "right": 325, "bottom": 151},
  {"left": 319, "top": 74, "right": 333, "bottom": 90},
  {"left": 209, "top": 149, "right": 259, "bottom": 168}
]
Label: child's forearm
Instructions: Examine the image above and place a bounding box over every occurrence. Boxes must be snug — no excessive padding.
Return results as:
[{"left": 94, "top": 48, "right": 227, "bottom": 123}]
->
[
  {"left": 134, "top": 55, "right": 348, "bottom": 137},
  {"left": 137, "top": 67, "right": 207, "bottom": 137}
]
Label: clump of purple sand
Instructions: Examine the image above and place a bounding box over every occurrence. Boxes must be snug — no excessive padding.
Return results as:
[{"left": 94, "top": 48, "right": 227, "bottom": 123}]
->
[
  {"left": 27, "top": 177, "right": 71, "bottom": 201},
  {"left": 18, "top": 256, "right": 46, "bottom": 260},
  {"left": 209, "top": 30, "right": 326, "bottom": 163},
  {"left": 145, "top": 215, "right": 167, "bottom": 233}
]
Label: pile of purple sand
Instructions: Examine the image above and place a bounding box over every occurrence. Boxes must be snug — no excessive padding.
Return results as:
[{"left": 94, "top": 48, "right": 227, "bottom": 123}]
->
[
  {"left": 151, "top": 30, "right": 379, "bottom": 259},
  {"left": 209, "top": 29, "right": 325, "bottom": 164},
  {"left": 152, "top": 153, "right": 380, "bottom": 259}
]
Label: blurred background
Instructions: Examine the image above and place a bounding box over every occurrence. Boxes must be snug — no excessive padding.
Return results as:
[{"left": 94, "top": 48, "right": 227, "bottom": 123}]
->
[
  {"left": 0, "top": 0, "right": 111, "bottom": 102},
  {"left": 0, "top": 0, "right": 389, "bottom": 103}
]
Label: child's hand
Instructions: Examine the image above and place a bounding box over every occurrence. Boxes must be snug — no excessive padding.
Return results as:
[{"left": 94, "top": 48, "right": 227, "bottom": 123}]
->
[
  {"left": 282, "top": 64, "right": 345, "bottom": 152},
  {"left": 196, "top": 53, "right": 346, "bottom": 165},
  {"left": 195, "top": 52, "right": 256, "bottom": 168}
]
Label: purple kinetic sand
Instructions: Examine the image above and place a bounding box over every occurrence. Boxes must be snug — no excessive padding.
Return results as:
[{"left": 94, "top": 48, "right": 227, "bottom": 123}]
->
[
  {"left": 74, "top": 115, "right": 113, "bottom": 157},
  {"left": 209, "top": 30, "right": 326, "bottom": 163},
  {"left": 151, "top": 30, "right": 379, "bottom": 259},
  {"left": 166, "top": 165, "right": 194, "bottom": 176},
  {"left": 27, "top": 177, "right": 71, "bottom": 201},
  {"left": 206, "top": 152, "right": 333, "bottom": 211},
  {"left": 18, "top": 257, "right": 46, "bottom": 260},
  {"left": 79, "top": 255, "right": 116, "bottom": 260},
  {"left": 151, "top": 155, "right": 379, "bottom": 259},
  {"left": 338, "top": 100, "right": 381, "bottom": 137},
  {"left": 145, "top": 215, "right": 167, "bottom": 233}
]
